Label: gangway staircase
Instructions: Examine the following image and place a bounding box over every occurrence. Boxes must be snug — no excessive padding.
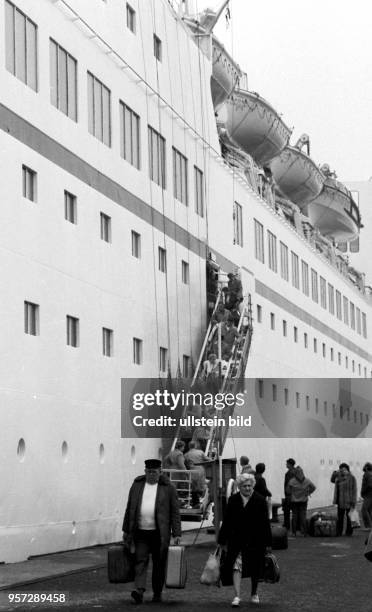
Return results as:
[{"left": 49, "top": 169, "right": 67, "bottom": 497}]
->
[{"left": 164, "top": 293, "right": 253, "bottom": 521}]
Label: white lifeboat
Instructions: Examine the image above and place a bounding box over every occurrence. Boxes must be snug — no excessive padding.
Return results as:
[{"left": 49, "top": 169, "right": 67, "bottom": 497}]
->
[
  {"left": 270, "top": 145, "right": 324, "bottom": 207},
  {"left": 308, "top": 176, "right": 361, "bottom": 242},
  {"left": 211, "top": 36, "right": 242, "bottom": 111},
  {"left": 224, "top": 90, "right": 291, "bottom": 166}
]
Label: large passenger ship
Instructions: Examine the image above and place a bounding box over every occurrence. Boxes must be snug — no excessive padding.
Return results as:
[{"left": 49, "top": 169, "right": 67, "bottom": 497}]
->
[{"left": 1, "top": 0, "right": 371, "bottom": 562}]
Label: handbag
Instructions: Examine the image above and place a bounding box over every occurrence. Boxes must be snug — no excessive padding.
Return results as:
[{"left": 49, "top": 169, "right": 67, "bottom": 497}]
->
[
  {"left": 348, "top": 508, "right": 360, "bottom": 528},
  {"left": 200, "top": 547, "right": 221, "bottom": 585},
  {"left": 364, "top": 529, "right": 372, "bottom": 562},
  {"left": 263, "top": 552, "right": 280, "bottom": 583}
]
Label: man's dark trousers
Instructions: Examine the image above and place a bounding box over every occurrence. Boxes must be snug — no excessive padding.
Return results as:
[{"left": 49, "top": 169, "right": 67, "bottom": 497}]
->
[{"left": 134, "top": 529, "right": 167, "bottom": 594}]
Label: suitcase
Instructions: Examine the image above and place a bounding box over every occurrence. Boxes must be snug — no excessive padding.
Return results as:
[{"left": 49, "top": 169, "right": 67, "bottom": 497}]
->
[
  {"left": 364, "top": 529, "right": 372, "bottom": 562},
  {"left": 107, "top": 544, "right": 135, "bottom": 583},
  {"left": 165, "top": 545, "right": 187, "bottom": 588},
  {"left": 271, "top": 523, "right": 288, "bottom": 550},
  {"left": 313, "top": 517, "right": 337, "bottom": 537}
]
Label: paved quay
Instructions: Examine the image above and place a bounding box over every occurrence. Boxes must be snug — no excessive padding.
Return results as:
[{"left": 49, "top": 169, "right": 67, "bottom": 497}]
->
[{"left": 0, "top": 527, "right": 370, "bottom": 612}]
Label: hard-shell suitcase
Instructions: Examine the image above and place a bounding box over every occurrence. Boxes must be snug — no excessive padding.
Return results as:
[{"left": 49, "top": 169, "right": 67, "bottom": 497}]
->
[
  {"left": 107, "top": 544, "right": 135, "bottom": 583},
  {"left": 165, "top": 545, "right": 187, "bottom": 588},
  {"left": 271, "top": 524, "right": 288, "bottom": 550}
]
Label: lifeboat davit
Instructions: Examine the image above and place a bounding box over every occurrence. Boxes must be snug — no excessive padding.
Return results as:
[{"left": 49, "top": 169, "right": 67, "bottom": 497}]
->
[
  {"left": 211, "top": 36, "right": 242, "bottom": 111},
  {"left": 224, "top": 90, "right": 291, "bottom": 166},
  {"left": 270, "top": 145, "right": 324, "bottom": 207},
  {"left": 307, "top": 177, "right": 361, "bottom": 242}
]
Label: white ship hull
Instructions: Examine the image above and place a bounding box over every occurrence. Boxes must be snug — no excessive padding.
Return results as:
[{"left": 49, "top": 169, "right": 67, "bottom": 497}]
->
[{"left": 0, "top": 0, "right": 371, "bottom": 563}]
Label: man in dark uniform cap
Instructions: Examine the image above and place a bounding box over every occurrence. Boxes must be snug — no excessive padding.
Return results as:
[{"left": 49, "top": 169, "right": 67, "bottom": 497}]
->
[{"left": 123, "top": 458, "right": 181, "bottom": 604}]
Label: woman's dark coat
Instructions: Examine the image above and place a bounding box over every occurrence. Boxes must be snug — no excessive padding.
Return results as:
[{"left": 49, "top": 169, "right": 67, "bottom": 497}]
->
[
  {"left": 218, "top": 491, "right": 272, "bottom": 584},
  {"left": 122, "top": 474, "right": 181, "bottom": 554}
]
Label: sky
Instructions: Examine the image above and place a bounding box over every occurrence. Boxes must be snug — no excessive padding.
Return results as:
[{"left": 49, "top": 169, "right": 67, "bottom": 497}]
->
[{"left": 194, "top": 0, "right": 372, "bottom": 182}]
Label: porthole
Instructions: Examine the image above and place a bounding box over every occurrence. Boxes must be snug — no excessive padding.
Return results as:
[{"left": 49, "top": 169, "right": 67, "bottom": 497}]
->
[{"left": 17, "top": 438, "right": 26, "bottom": 462}]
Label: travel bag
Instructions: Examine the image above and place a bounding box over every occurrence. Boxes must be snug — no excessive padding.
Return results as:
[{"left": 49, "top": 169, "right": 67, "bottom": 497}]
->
[
  {"left": 313, "top": 517, "right": 337, "bottom": 537},
  {"left": 107, "top": 544, "right": 135, "bottom": 583},
  {"left": 165, "top": 545, "right": 187, "bottom": 588},
  {"left": 271, "top": 524, "right": 288, "bottom": 550}
]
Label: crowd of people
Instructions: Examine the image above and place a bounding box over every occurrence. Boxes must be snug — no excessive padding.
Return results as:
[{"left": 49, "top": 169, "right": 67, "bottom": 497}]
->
[{"left": 122, "top": 454, "right": 372, "bottom": 605}]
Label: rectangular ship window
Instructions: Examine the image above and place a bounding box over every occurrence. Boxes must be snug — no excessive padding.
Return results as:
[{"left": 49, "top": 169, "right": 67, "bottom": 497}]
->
[
  {"left": 158, "top": 247, "right": 167, "bottom": 272},
  {"left": 301, "top": 260, "right": 309, "bottom": 295},
  {"left": 343, "top": 296, "right": 349, "bottom": 325},
  {"left": 131, "top": 231, "right": 141, "bottom": 258},
  {"left": 64, "top": 190, "right": 77, "bottom": 224},
  {"left": 120, "top": 101, "right": 140, "bottom": 169},
  {"left": 282, "top": 320, "right": 287, "bottom": 337},
  {"left": 293, "top": 326, "right": 298, "bottom": 343},
  {"left": 350, "top": 302, "right": 355, "bottom": 329},
  {"left": 328, "top": 283, "right": 335, "bottom": 314},
  {"left": 267, "top": 231, "right": 277, "bottom": 271},
  {"left": 313, "top": 338, "right": 317, "bottom": 353},
  {"left": 257, "top": 305, "right": 262, "bottom": 323},
  {"left": 159, "top": 347, "right": 168, "bottom": 373},
  {"left": 284, "top": 388, "right": 289, "bottom": 405},
  {"left": 320, "top": 277, "right": 327, "bottom": 308},
  {"left": 258, "top": 379, "right": 264, "bottom": 398},
  {"left": 133, "top": 337, "right": 142, "bottom": 364},
  {"left": 330, "top": 347, "right": 334, "bottom": 361},
  {"left": 254, "top": 220, "right": 264, "bottom": 263},
  {"left": 173, "top": 147, "right": 188, "bottom": 205},
  {"left": 87, "top": 71, "right": 111, "bottom": 146},
  {"left": 102, "top": 327, "right": 113, "bottom": 356},
  {"left": 100, "top": 212, "right": 111, "bottom": 243},
  {"left": 24, "top": 301, "right": 39, "bottom": 335},
  {"left": 356, "top": 307, "right": 361, "bottom": 334},
  {"left": 183, "top": 354, "right": 190, "bottom": 378},
  {"left": 194, "top": 166, "right": 204, "bottom": 217},
  {"left": 336, "top": 290, "right": 342, "bottom": 320},
  {"left": 148, "top": 126, "right": 166, "bottom": 188},
  {"left": 311, "top": 269, "right": 318, "bottom": 302},
  {"left": 22, "top": 165, "right": 37, "bottom": 202},
  {"left": 234, "top": 202, "right": 243, "bottom": 246},
  {"left": 322, "top": 342, "right": 326, "bottom": 357},
  {"left": 270, "top": 312, "right": 275, "bottom": 330},
  {"left": 182, "top": 260, "right": 189, "bottom": 284},
  {"left": 50, "top": 39, "right": 77, "bottom": 121},
  {"left": 296, "top": 392, "right": 300, "bottom": 408},
  {"left": 5, "top": 1, "right": 38, "bottom": 91},
  {"left": 362, "top": 312, "right": 367, "bottom": 338},
  {"left": 280, "top": 242, "right": 289, "bottom": 281},
  {"left": 304, "top": 332, "right": 308, "bottom": 348},
  {"left": 306, "top": 395, "right": 310, "bottom": 411},
  {"left": 272, "top": 384, "right": 277, "bottom": 401},
  {"left": 126, "top": 3, "right": 136, "bottom": 33},
  {"left": 291, "top": 251, "right": 299, "bottom": 289},
  {"left": 66, "top": 315, "right": 79, "bottom": 347},
  {"left": 153, "top": 34, "right": 162, "bottom": 61}
]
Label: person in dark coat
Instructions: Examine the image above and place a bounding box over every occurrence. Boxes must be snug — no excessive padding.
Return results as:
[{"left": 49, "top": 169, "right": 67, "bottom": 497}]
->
[
  {"left": 254, "top": 462, "right": 272, "bottom": 499},
  {"left": 218, "top": 473, "right": 272, "bottom": 606},
  {"left": 122, "top": 459, "right": 181, "bottom": 604},
  {"left": 331, "top": 462, "right": 357, "bottom": 536},
  {"left": 283, "top": 458, "right": 296, "bottom": 530},
  {"left": 361, "top": 462, "right": 372, "bottom": 529}
]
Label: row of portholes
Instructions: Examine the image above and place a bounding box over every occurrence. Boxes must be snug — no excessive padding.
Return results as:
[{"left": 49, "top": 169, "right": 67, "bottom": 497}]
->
[
  {"left": 320, "top": 458, "right": 361, "bottom": 467},
  {"left": 130, "top": 444, "right": 163, "bottom": 465},
  {"left": 16, "top": 438, "right": 105, "bottom": 463}
]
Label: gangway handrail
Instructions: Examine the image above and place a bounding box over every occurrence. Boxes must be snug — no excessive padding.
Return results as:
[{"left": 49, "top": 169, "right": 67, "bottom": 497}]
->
[{"left": 191, "top": 289, "right": 223, "bottom": 388}]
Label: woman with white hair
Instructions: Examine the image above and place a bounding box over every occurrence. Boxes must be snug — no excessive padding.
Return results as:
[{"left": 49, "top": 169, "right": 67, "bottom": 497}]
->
[{"left": 218, "top": 473, "right": 272, "bottom": 606}]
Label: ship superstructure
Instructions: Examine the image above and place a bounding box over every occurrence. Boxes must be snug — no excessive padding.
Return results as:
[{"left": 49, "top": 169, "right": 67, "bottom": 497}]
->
[{"left": 0, "top": 0, "right": 371, "bottom": 562}]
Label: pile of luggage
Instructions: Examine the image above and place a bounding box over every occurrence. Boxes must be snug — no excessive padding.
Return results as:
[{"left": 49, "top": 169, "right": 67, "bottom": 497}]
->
[{"left": 307, "top": 512, "right": 337, "bottom": 537}]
